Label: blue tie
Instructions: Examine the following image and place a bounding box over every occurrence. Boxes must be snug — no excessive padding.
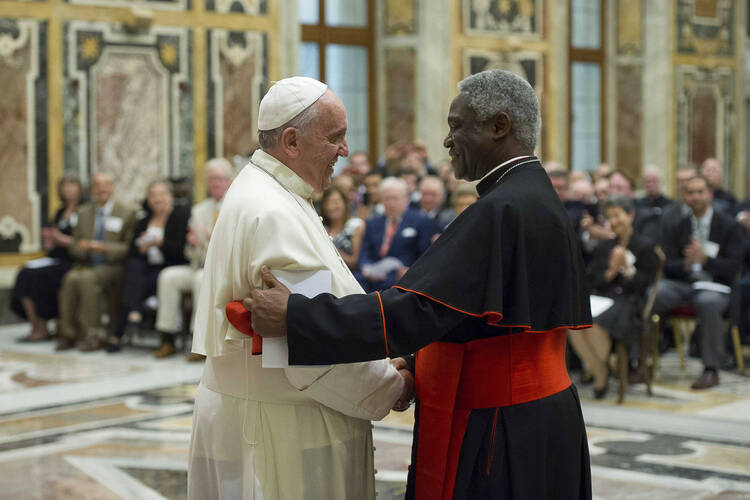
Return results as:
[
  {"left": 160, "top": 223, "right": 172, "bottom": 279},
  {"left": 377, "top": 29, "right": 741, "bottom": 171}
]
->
[{"left": 92, "top": 208, "right": 105, "bottom": 266}]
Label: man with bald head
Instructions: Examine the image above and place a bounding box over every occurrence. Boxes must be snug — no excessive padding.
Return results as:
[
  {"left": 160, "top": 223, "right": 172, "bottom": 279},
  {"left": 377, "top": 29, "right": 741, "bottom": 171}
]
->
[
  {"left": 187, "top": 77, "right": 408, "bottom": 500},
  {"left": 701, "top": 157, "right": 737, "bottom": 215},
  {"left": 56, "top": 172, "right": 136, "bottom": 351}
]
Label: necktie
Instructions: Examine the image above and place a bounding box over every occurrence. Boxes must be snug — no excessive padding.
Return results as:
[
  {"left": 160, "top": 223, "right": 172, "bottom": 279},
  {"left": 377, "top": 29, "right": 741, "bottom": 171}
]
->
[
  {"left": 380, "top": 219, "right": 397, "bottom": 258},
  {"left": 92, "top": 207, "right": 105, "bottom": 266}
]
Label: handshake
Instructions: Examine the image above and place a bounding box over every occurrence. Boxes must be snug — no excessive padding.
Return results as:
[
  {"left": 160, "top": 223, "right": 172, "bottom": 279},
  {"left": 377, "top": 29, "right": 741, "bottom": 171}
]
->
[{"left": 390, "top": 357, "right": 415, "bottom": 412}]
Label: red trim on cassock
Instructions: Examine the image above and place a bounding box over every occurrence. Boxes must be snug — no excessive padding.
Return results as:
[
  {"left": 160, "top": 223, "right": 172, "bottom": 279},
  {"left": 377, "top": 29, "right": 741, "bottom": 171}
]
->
[
  {"left": 414, "top": 328, "right": 572, "bottom": 500},
  {"left": 225, "top": 301, "right": 263, "bottom": 355},
  {"left": 375, "top": 291, "right": 389, "bottom": 357},
  {"left": 392, "top": 285, "right": 592, "bottom": 331}
]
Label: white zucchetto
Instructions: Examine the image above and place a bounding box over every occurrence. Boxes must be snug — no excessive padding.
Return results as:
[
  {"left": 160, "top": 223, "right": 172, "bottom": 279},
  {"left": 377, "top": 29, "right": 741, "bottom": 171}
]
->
[{"left": 257, "top": 76, "right": 328, "bottom": 131}]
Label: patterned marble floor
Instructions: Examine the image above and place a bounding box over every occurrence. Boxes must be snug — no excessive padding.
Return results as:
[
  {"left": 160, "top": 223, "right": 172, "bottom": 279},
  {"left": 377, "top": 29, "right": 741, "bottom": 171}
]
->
[{"left": 0, "top": 323, "right": 748, "bottom": 499}]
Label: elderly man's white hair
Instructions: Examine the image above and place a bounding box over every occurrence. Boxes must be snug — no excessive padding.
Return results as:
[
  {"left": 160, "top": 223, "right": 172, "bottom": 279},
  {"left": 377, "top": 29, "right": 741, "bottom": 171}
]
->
[
  {"left": 206, "top": 157, "right": 235, "bottom": 179},
  {"left": 457, "top": 69, "right": 541, "bottom": 152},
  {"left": 379, "top": 176, "right": 409, "bottom": 196}
]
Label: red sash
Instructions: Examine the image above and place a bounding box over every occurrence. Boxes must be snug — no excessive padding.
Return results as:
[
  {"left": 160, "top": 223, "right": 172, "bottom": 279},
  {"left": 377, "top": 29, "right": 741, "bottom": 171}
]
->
[
  {"left": 225, "top": 301, "right": 263, "bottom": 355},
  {"left": 414, "top": 328, "right": 571, "bottom": 500}
]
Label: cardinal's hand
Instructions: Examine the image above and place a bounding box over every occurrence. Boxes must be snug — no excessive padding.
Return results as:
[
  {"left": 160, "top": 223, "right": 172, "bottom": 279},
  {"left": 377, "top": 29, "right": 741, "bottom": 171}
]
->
[{"left": 242, "top": 266, "right": 291, "bottom": 338}]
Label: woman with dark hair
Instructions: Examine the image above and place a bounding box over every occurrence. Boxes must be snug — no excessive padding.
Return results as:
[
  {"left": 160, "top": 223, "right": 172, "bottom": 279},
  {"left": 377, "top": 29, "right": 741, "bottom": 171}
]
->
[
  {"left": 568, "top": 194, "right": 658, "bottom": 398},
  {"left": 321, "top": 184, "right": 364, "bottom": 271},
  {"left": 11, "top": 175, "right": 83, "bottom": 341},
  {"left": 109, "top": 180, "right": 189, "bottom": 353}
]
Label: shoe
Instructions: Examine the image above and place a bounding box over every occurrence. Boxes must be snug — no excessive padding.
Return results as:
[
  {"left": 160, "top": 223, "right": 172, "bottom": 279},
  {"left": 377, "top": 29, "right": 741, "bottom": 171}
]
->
[
  {"left": 155, "top": 343, "right": 177, "bottom": 359},
  {"left": 79, "top": 339, "right": 104, "bottom": 352},
  {"left": 186, "top": 353, "right": 206, "bottom": 362},
  {"left": 105, "top": 340, "right": 121, "bottom": 353},
  {"left": 55, "top": 338, "right": 76, "bottom": 351},
  {"left": 593, "top": 381, "right": 609, "bottom": 399},
  {"left": 690, "top": 370, "right": 719, "bottom": 390},
  {"left": 628, "top": 366, "right": 647, "bottom": 385}
]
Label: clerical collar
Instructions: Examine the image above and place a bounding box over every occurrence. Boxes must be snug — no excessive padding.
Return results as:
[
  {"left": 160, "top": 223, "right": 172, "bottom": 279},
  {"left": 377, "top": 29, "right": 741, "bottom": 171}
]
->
[
  {"left": 476, "top": 155, "right": 536, "bottom": 196},
  {"left": 250, "top": 149, "right": 316, "bottom": 200}
]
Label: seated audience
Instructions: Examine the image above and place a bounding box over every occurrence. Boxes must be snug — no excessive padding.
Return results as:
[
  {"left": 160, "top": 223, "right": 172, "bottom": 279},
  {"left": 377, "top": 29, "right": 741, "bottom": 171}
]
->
[
  {"left": 11, "top": 176, "right": 83, "bottom": 341},
  {"left": 608, "top": 171, "right": 635, "bottom": 198},
  {"left": 332, "top": 174, "right": 360, "bottom": 217},
  {"left": 418, "top": 175, "right": 456, "bottom": 231},
  {"left": 339, "top": 151, "right": 372, "bottom": 182},
  {"left": 358, "top": 177, "right": 437, "bottom": 292},
  {"left": 701, "top": 157, "right": 737, "bottom": 215},
  {"left": 653, "top": 175, "right": 743, "bottom": 389},
  {"left": 659, "top": 166, "right": 698, "bottom": 245},
  {"left": 321, "top": 185, "right": 365, "bottom": 271},
  {"left": 56, "top": 173, "right": 137, "bottom": 352},
  {"left": 110, "top": 180, "right": 190, "bottom": 352},
  {"left": 569, "top": 195, "right": 658, "bottom": 398},
  {"left": 153, "top": 158, "right": 234, "bottom": 359}
]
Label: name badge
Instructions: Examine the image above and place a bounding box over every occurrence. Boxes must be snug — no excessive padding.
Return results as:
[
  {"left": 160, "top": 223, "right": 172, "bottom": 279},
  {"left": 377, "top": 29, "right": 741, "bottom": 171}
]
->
[
  {"left": 702, "top": 241, "right": 719, "bottom": 259},
  {"left": 401, "top": 227, "right": 417, "bottom": 238},
  {"left": 105, "top": 217, "right": 123, "bottom": 233}
]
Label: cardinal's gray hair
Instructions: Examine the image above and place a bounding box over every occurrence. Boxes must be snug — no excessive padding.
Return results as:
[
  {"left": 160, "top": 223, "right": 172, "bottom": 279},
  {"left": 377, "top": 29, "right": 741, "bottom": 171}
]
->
[{"left": 457, "top": 69, "right": 541, "bottom": 151}]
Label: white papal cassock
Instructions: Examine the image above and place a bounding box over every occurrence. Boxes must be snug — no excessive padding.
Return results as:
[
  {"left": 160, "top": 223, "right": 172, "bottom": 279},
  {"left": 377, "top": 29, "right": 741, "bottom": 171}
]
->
[{"left": 188, "top": 149, "right": 404, "bottom": 500}]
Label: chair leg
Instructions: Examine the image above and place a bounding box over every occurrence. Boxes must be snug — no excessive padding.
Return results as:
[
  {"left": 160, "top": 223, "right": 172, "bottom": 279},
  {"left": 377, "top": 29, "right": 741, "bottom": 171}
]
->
[
  {"left": 617, "top": 343, "right": 627, "bottom": 404},
  {"left": 732, "top": 325, "right": 745, "bottom": 374},
  {"left": 671, "top": 319, "right": 686, "bottom": 371},
  {"left": 651, "top": 314, "right": 660, "bottom": 375}
]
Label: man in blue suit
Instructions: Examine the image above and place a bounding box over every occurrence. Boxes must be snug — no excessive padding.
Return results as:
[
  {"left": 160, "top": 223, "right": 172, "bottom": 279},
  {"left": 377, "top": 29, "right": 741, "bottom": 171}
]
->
[{"left": 358, "top": 177, "right": 437, "bottom": 292}]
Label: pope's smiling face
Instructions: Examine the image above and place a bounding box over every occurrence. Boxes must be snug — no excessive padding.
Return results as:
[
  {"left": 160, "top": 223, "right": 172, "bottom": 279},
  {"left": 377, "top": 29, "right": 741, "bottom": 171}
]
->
[{"left": 297, "top": 91, "right": 350, "bottom": 192}]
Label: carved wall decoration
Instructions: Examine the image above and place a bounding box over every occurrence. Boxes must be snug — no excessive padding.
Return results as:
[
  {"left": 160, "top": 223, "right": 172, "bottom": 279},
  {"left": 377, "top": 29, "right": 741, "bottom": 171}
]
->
[
  {"left": 0, "top": 19, "right": 46, "bottom": 253},
  {"left": 65, "top": 0, "right": 190, "bottom": 12},
  {"left": 617, "top": 0, "right": 643, "bottom": 55},
  {"left": 675, "top": 65, "right": 734, "bottom": 173},
  {"left": 206, "top": 29, "right": 266, "bottom": 159},
  {"left": 463, "top": 0, "right": 541, "bottom": 38},
  {"left": 63, "top": 21, "right": 193, "bottom": 207},
  {"left": 463, "top": 48, "right": 542, "bottom": 93},
  {"left": 384, "top": 46, "right": 416, "bottom": 146},
  {"left": 385, "top": 0, "right": 417, "bottom": 35},
  {"left": 615, "top": 65, "right": 642, "bottom": 182},
  {"left": 205, "top": 0, "right": 265, "bottom": 15},
  {"left": 676, "top": 0, "right": 733, "bottom": 56}
]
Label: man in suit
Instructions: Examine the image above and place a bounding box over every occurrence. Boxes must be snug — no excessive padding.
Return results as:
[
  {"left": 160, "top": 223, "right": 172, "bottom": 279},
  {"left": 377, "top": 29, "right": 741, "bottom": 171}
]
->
[
  {"left": 653, "top": 175, "right": 743, "bottom": 389},
  {"left": 358, "top": 177, "right": 437, "bottom": 292},
  {"left": 152, "top": 158, "right": 235, "bottom": 360},
  {"left": 635, "top": 165, "right": 672, "bottom": 211},
  {"left": 56, "top": 172, "right": 136, "bottom": 351},
  {"left": 418, "top": 175, "right": 456, "bottom": 232},
  {"left": 701, "top": 158, "right": 737, "bottom": 215}
]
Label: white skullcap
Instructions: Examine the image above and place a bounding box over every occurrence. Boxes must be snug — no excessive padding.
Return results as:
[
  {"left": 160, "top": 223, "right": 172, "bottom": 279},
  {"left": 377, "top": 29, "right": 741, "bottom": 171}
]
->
[{"left": 257, "top": 76, "right": 328, "bottom": 131}]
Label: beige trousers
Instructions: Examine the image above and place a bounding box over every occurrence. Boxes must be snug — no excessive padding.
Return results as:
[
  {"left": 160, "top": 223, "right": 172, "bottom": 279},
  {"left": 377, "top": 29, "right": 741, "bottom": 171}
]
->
[
  {"left": 58, "top": 264, "right": 123, "bottom": 341},
  {"left": 155, "top": 265, "right": 203, "bottom": 334}
]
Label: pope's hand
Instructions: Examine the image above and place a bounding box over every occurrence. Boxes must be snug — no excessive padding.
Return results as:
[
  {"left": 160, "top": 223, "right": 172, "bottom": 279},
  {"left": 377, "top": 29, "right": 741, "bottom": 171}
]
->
[{"left": 242, "top": 266, "right": 291, "bottom": 338}]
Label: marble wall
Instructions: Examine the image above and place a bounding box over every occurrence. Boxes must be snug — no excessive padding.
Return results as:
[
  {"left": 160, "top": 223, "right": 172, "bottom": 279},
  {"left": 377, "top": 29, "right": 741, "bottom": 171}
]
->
[
  {"left": 383, "top": 46, "right": 416, "bottom": 146},
  {"left": 207, "top": 29, "right": 266, "bottom": 160},
  {"left": 0, "top": 19, "right": 46, "bottom": 254},
  {"left": 463, "top": 0, "right": 541, "bottom": 37},
  {"left": 63, "top": 22, "right": 193, "bottom": 207}
]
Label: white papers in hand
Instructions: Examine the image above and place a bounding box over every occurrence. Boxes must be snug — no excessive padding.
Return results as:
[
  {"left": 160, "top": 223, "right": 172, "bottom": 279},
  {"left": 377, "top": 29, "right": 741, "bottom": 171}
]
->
[
  {"left": 361, "top": 257, "right": 404, "bottom": 280},
  {"left": 24, "top": 257, "right": 59, "bottom": 269},
  {"left": 692, "top": 281, "right": 731, "bottom": 294},
  {"left": 261, "top": 269, "right": 332, "bottom": 368},
  {"left": 590, "top": 295, "right": 614, "bottom": 318}
]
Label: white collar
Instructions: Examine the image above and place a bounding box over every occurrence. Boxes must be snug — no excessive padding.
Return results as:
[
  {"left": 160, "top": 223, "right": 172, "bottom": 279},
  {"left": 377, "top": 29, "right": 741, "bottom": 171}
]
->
[
  {"left": 250, "top": 149, "right": 316, "bottom": 200},
  {"left": 479, "top": 155, "right": 533, "bottom": 184}
]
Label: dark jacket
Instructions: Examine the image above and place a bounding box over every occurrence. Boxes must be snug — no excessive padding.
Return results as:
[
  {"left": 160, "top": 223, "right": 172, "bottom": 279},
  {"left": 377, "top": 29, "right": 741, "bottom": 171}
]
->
[
  {"left": 587, "top": 233, "right": 658, "bottom": 298},
  {"left": 127, "top": 205, "right": 190, "bottom": 266},
  {"left": 662, "top": 208, "right": 743, "bottom": 286}
]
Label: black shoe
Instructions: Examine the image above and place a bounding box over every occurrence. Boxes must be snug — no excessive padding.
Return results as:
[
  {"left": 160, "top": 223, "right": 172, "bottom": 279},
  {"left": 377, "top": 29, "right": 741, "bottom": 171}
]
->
[
  {"left": 105, "top": 338, "right": 121, "bottom": 353},
  {"left": 593, "top": 382, "right": 609, "bottom": 399},
  {"left": 690, "top": 369, "right": 719, "bottom": 390}
]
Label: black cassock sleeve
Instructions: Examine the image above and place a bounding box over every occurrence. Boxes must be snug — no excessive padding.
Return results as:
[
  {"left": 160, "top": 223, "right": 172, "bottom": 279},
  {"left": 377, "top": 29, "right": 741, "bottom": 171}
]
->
[{"left": 286, "top": 287, "right": 465, "bottom": 365}]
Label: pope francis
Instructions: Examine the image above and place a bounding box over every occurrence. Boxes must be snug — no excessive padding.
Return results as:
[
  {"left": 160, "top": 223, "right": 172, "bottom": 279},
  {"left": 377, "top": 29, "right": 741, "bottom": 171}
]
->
[{"left": 187, "top": 77, "right": 410, "bottom": 499}]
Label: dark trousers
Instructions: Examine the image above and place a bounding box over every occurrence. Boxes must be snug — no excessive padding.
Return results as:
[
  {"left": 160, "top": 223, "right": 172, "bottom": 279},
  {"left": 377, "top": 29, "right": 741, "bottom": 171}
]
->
[{"left": 115, "top": 257, "right": 164, "bottom": 339}]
